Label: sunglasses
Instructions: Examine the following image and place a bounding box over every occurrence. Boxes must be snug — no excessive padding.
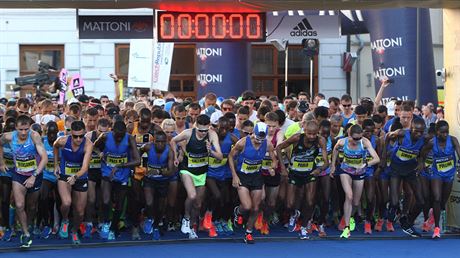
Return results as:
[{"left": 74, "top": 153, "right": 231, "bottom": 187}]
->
[
  {"left": 175, "top": 117, "right": 186, "bottom": 121},
  {"left": 342, "top": 104, "right": 351, "bottom": 107},
  {"left": 66, "top": 128, "right": 71, "bottom": 132},
  {"left": 222, "top": 107, "right": 233, "bottom": 112},
  {"left": 242, "top": 131, "right": 253, "bottom": 135},
  {"left": 72, "top": 134, "right": 85, "bottom": 139},
  {"left": 198, "top": 129, "right": 209, "bottom": 133},
  {"left": 352, "top": 137, "right": 362, "bottom": 141}
]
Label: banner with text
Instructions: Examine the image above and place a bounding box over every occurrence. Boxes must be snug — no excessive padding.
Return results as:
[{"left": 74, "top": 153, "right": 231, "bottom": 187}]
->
[
  {"left": 363, "top": 8, "right": 437, "bottom": 105},
  {"left": 152, "top": 42, "right": 174, "bottom": 91},
  {"left": 128, "top": 39, "right": 153, "bottom": 88},
  {"left": 78, "top": 15, "right": 154, "bottom": 39}
]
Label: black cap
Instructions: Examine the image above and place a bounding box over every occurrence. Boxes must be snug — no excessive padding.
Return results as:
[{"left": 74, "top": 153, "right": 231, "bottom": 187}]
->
[
  {"left": 0, "top": 98, "right": 8, "bottom": 105},
  {"left": 107, "top": 108, "right": 119, "bottom": 118},
  {"left": 297, "top": 101, "right": 309, "bottom": 113},
  {"left": 77, "top": 94, "right": 89, "bottom": 104}
]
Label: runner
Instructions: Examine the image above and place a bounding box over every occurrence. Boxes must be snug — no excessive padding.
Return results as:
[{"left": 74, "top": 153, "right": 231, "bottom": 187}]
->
[
  {"left": 330, "top": 124, "right": 380, "bottom": 239},
  {"left": 53, "top": 120, "right": 93, "bottom": 244},
  {"left": 94, "top": 121, "right": 141, "bottom": 240},
  {"left": 140, "top": 131, "right": 175, "bottom": 240},
  {"left": 0, "top": 115, "right": 48, "bottom": 248},
  {"left": 229, "top": 122, "right": 277, "bottom": 243},
  {"left": 419, "top": 120, "right": 460, "bottom": 238},
  {"left": 276, "top": 120, "right": 328, "bottom": 240},
  {"left": 171, "top": 114, "right": 222, "bottom": 239}
]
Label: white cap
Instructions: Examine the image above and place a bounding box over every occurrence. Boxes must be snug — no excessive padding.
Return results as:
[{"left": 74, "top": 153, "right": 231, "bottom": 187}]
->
[
  {"left": 67, "top": 97, "right": 79, "bottom": 105},
  {"left": 210, "top": 111, "right": 223, "bottom": 125},
  {"left": 153, "top": 98, "right": 166, "bottom": 106},
  {"left": 386, "top": 100, "right": 395, "bottom": 116},
  {"left": 318, "top": 99, "right": 330, "bottom": 108},
  {"left": 41, "top": 114, "right": 56, "bottom": 125}
]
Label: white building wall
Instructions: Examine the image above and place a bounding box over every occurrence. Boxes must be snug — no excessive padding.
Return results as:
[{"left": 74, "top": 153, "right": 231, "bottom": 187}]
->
[
  {"left": 0, "top": 8, "right": 152, "bottom": 99},
  {"left": 318, "top": 37, "right": 348, "bottom": 99}
]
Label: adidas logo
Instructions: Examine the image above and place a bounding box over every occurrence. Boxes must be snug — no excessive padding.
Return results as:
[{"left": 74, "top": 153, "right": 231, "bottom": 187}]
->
[{"left": 290, "top": 18, "right": 317, "bottom": 37}]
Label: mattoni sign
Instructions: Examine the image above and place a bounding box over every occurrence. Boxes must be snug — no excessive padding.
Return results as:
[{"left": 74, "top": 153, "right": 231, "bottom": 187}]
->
[
  {"left": 78, "top": 15, "right": 154, "bottom": 39},
  {"left": 266, "top": 14, "right": 340, "bottom": 43}
]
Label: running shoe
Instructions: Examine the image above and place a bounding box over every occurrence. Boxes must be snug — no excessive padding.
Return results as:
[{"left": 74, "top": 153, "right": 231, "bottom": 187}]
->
[
  {"left": 271, "top": 212, "right": 280, "bottom": 225},
  {"left": 215, "top": 221, "right": 224, "bottom": 235},
  {"left": 2, "top": 228, "right": 13, "bottom": 241},
  {"left": 422, "top": 221, "right": 431, "bottom": 232},
  {"left": 364, "top": 221, "right": 372, "bottom": 234},
  {"left": 233, "top": 206, "right": 243, "bottom": 228},
  {"left": 41, "top": 226, "right": 52, "bottom": 239},
  {"left": 318, "top": 224, "right": 327, "bottom": 237},
  {"left": 401, "top": 224, "right": 422, "bottom": 238},
  {"left": 208, "top": 224, "right": 217, "bottom": 238},
  {"left": 203, "top": 211, "right": 213, "bottom": 230},
  {"left": 386, "top": 220, "right": 395, "bottom": 232},
  {"left": 99, "top": 222, "right": 111, "bottom": 239},
  {"left": 59, "top": 221, "right": 69, "bottom": 239},
  {"left": 222, "top": 220, "right": 233, "bottom": 235},
  {"left": 188, "top": 228, "right": 198, "bottom": 239},
  {"left": 340, "top": 227, "right": 351, "bottom": 239},
  {"left": 107, "top": 230, "right": 116, "bottom": 241},
  {"left": 84, "top": 223, "right": 93, "bottom": 239},
  {"left": 153, "top": 228, "right": 160, "bottom": 241},
  {"left": 72, "top": 232, "right": 81, "bottom": 245},
  {"left": 306, "top": 220, "right": 313, "bottom": 234},
  {"left": 349, "top": 217, "right": 356, "bottom": 232},
  {"left": 144, "top": 219, "right": 154, "bottom": 234},
  {"left": 167, "top": 222, "right": 176, "bottom": 232},
  {"left": 132, "top": 226, "right": 141, "bottom": 241},
  {"left": 79, "top": 223, "right": 86, "bottom": 235},
  {"left": 244, "top": 232, "right": 254, "bottom": 244},
  {"left": 432, "top": 226, "right": 441, "bottom": 239},
  {"left": 181, "top": 217, "right": 191, "bottom": 234},
  {"left": 255, "top": 213, "right": 263, "bottom": 230},
  {"left": 299, "top": 226, "right": 309, "bottom": 240},
  {"left": 33, "top": 226, "right": 41, "bottom": 236},
  {"left": 338, "top": 216, "right": 346, "bottom": 231},
  {"left": 288, "top": 210, "right": 301, "bottom": 232},
  {"left": 20, "top": 234, "right": 32, "bottom": 248},
  {"left": 374, "top": 219, "right": 384, "bottom": 232},
  {"left": 261, "top": 221, "right": 269, "bottom": 235}
]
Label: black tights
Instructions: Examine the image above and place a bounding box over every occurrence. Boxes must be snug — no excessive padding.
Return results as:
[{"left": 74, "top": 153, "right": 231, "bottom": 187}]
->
[
  {"left": 389, "top": 176, "right": 424, "bottom": 225},
  {"left": 0, "top": 177, "right": 12, "bottom": 228},
  {"left": 430, "top": 179, "right": 453, "bottom": 227},
  {"left": 37, "top": 180, "right": 56, "bottom": 227},
  {"left": 102, "top": 179, "right": 128, "bottom": 234}
]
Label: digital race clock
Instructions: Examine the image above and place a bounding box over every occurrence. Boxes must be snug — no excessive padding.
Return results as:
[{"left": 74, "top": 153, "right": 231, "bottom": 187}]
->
[{"left": 157, "top": 12, "right": 266, "bottom": 42}]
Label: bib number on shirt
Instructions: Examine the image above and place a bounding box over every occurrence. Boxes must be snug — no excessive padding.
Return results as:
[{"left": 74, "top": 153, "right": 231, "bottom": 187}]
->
[
  {"left": 396, "top": 148, "right": 418, "bottom": 161},
  {"left": 436, "top": 158, "right": 454, "bottom": 173},
  {"left": 241, "top": 160, "right": 261, "bottom": 174},
  {"left": 291, "top": 160, "right": 314, "bottom": 172},
  {"left": 15, "top": 157, "right": 37, "bottom": 173},
  {"left": 209, "top": 157, "right": 227, "bottom": 168},
  {"left": 187, "top": 154, "right": 208, "bottom": 168},
  {"left": 65, "top": 162, "right": 81, "bottom": 175},
  {"left": 106, "top": 155, "right": 128, "bottom": 167}
]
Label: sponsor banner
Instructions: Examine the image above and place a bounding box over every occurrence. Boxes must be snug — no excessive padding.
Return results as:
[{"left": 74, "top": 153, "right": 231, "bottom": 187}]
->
[
  {"left": 69, "top": 74, "right": 85, "bottom": 97},
  {"left": 78, "top": 15, "right": 154, "bottom": 39},
  {"left": 152, "top": 42, "right": 174, "bottom": 91},
  {"left": 128, "top": 39, "right": 153, "bottom": 88},
  {"left": 196, "top": 42, "right": 250, "bottom": 99},
  {"left": 447, "top": 179, "right": 460, "bottom": 228},
  {"left": 266, "top": 15, "right": 340, "bottom": 43},
  {"left": 363, "top": 8, "right": 437, "bottom": 105}
]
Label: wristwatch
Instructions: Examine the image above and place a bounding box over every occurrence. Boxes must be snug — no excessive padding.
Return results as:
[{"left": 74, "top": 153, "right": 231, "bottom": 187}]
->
[{"left": 32, "top": 171, "right": 39, "bottom": 177}]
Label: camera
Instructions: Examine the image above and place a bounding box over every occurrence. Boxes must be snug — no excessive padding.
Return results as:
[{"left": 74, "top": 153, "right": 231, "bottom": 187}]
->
[
  {"left": 14, "top": 60, "right": 57, "bottom": 87},
  {"left": 436, "top": 68, "right": 446, "bottom": 82}
]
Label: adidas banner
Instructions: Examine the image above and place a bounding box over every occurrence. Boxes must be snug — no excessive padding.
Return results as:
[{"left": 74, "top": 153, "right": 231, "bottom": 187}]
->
[
  {"left": 196, "top": 42, "right": 250, "bottom": 99},
  {"left": 266, "top": 15, "right": 340, "bottom": 43},
  {"left": 363, "top": 8, "right": 437, "bottom": 105}
]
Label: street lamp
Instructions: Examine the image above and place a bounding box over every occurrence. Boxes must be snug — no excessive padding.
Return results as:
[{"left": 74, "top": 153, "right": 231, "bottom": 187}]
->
[
  {"left": 270, "top": 39, "right": 289, "bottom": 98},
  {"left": 302, "top": 39, "right": 319, "bottom": 102}
]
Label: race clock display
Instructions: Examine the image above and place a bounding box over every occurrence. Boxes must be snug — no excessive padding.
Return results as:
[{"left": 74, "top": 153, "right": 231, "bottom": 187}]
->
[{"left": 157, "top": 12, "right": 266, "bottom": 42}]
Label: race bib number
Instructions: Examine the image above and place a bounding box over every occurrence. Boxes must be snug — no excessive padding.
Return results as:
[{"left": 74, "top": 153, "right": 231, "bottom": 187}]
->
[
  {"left": 291, "top": 160, "right": 314, "bottom": 172},
  {"left": 4, "top": 157, "right": 14, "bottom": 169},
  {"left": 396, "top": 148, "right": 418, "bottom": 161},
  {"left": 16, "top": 156, "right": 37, "bottom": 173},
  {"left": 261, "top": 159, "right": 273, "bottom": 170},
  {"left": 65, "top": 162, "right": 81, "bottom": 175},
  {"left": 425, "top": 157, "right": 433, "bottom": 168},
  {"left": 106, "top": 154, "right": 128, "bottom": 167},
  {"left": 315, "top": 155, "right": 324, "bottom": 167},
  {"left": 344, "top": 156, "right": 364, "bottom": 169},
  {"left": 241, "top": 160, "right": 261, "bottom": 174},
  {"left": 46, "top": 161, "right": 55, "bottom": 171},
  {"left": 209, "top": 157, "right": 227, "bottom": 168},
  {"left": 187, "top": 154, "right": 208, "bottom": 168},
  {"left": 436, "top": 158, "right": 454, "bottom": 173},
  {"left": 147, "top": 164, "right": 166, "bottom": 177},
  {"left": 90, "top": 154, "right": 101, "bottom": 169}
]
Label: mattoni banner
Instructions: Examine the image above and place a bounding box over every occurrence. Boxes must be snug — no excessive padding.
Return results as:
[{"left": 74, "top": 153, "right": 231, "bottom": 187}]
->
[{"left": 78, "top": 15, "right": 154, "bottom": 39}]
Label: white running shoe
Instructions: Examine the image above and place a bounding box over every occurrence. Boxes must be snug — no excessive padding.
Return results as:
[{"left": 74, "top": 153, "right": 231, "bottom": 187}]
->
[{"left": 181, "top": 217, "right": 191, "bottom": 234}]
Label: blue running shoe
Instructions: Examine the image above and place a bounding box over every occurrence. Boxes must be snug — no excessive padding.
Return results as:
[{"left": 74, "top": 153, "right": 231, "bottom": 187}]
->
[
  {"left": 152, "top": 228, "right": 160, "bottom": 241},
  {"left": 99, "top": 223, "right": 110, "bottom": 239},
  {"left": 2, "top": 228, "right": 13, "bottom": 241},
  {"left": 215, "top": 221, "right": 224, "bottom": 235},
  {"left": 107, "top": 230, "right": 116, "bottom": 241},
  {"left": 84, "top": 223, "right": 93, "bottom": 239},
  {"left": 41, "top": 226, "right": 52, "bottom": 239},
  {"left": 144, "top": 219, "right": 154, "bottom": 234}
]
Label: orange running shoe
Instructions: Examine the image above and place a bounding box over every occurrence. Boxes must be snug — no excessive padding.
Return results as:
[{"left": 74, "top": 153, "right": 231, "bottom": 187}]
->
[
  {"left": 386, "top": 220, "right": 395, "bottom": 232},
  {"left": 79, "top": 223, "right": 86, "bottom": 235},
  {"left": 294, "top": 222, "right": 301, "bottom": 232},
  {"left": 364, "top": 221, "right": 372, "bottom": 234},
  {"left": 203, "top": 211, "right": 212, "bottom": 230},
  {"left": 422, "top": 221, "right": 431, "bottom": 232},
  {"left": 432, "top": 226, "right": 441, "bottom": 239},
  {"left": 255, "top": 213, "right": 263, "bottom": 230},
  {"left": 208, "top": 223, "right": 217, "bottom": 237},
  {"left": 374, "top": 219, "right": 384, "bottom": 232},
  {"left": 338, "top": 217, "right": 346, "bottom": 231},
  {"left": 261, "top": 221, "right": 270, "bottom": 235}
]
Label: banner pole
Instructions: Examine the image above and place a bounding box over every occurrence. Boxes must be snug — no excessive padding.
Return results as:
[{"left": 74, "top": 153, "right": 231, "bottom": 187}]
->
[{"left": 310, "top": 57, "right": 314, "bottom": 102}]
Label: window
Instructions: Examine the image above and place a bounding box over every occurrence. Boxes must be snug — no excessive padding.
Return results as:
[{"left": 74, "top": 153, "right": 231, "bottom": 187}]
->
[
  {"left": 169, "top": 44, "right": 196, "bottom": 99},
  {"left": 19, "top": 45, "right": 64, "bottom": 97},
  {"left": 251, "top": 45, "right": 318, "bottom": 99},
  {"left": 115, "top": 44, "right": 130, "bottom": 98}
]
